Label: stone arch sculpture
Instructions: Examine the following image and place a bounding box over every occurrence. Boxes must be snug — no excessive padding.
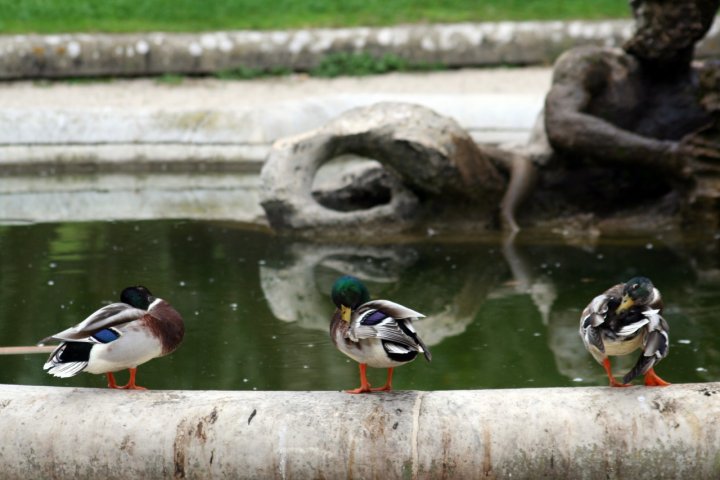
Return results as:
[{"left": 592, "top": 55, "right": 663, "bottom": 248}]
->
[{"left": 260, "top": 102, "right": 505, "bottom": 235}]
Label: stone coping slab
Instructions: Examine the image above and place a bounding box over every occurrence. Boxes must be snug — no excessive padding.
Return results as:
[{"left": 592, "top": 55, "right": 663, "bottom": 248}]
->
[
  {"left": 1, "top": 19, "right": 717, "bottom": 79},
  {"left": 1, "top": 383, "right": 718, "bottom": 479},
  {"left": 0, "top": 68, "right": 551, "bottom": 168}
]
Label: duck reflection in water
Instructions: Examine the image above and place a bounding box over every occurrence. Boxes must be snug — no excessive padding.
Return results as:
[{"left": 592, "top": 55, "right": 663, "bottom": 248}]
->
[
  {"left": 258, "top": 242, "right": 504, "bottom": 348},
  {"left": 258, "top": 233, "right": 720, "bottom": 388}
]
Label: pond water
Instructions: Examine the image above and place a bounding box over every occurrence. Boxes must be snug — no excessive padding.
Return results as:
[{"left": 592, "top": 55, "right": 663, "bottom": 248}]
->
[{"left": 0, "top": 219, "right": 718, "bottom": 391}]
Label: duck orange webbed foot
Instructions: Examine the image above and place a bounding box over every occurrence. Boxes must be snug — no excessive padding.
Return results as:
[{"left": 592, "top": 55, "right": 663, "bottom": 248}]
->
[
  {"left": 603, "top": 359, "right": 631, "bottom": 387},
  {"left": 114, "top": 368, "right": 148, "bottom": 390},
  {"left": 345, "top": 363, "right": 373, "bottom": 394},
  {"left": 119, "top": 384, "right": 148, "bottom": 391},
  {"left": 345, "top": 386, "right": 373, "bottom": 394},
  {"left": 644, "top": 368, "right": 671, "bottom": 387},
  {"left": 370, "top": 385, "right": 392, "bottom": 392},
  {"left": 106, "top": 372, "right": 122, "bottom": 389},
  {"left": 369, "top": 368, "right": 393, "bottom": 392}
]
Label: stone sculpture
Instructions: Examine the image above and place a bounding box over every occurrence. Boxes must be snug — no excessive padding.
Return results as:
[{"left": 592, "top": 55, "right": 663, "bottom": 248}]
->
[
  {"left": 260, "top": 102, "right": 505, "bottom": 236},
  {"left": 515, "top": 0, "right": 720, "bottom": 229},
  {"left": 259, "top": 0, "right": 720, "bottom": 235}
]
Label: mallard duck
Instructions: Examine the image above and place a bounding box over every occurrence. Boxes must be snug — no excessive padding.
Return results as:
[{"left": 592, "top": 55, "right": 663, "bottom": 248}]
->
[
  {"left": 580, "top": 276, "right": 670, "bottom": 387},
  {"left": 40, "top": 286, "right": 184, "bottom": 390},
  {"left": 330, "top": 275, "right": 431, "bottom": 394}
]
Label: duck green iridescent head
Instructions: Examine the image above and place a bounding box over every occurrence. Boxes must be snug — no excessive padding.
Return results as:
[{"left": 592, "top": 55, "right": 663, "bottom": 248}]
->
[
  {"left": 121, "top": 285, "right": 155, "bottom": 310},
  {"left": 617, "top": 276, "right": 654, "bottom": 313},
  {"left": 331, "top": 276, "right": 370, "bottom": 322}
]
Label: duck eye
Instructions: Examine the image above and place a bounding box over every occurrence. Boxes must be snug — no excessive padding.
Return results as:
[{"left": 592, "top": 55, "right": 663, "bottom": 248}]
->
[{"left": 631, "top": 283, "right": 639, "bottom": 291}]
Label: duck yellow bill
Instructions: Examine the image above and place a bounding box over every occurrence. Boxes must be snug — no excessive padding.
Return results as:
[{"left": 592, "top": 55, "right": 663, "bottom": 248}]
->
[
  {"left": 616, "top": 294, "right": 634, "bottom": 313},
  {"left": 341, "top": 305, "right": 352, "bottom": 322}
]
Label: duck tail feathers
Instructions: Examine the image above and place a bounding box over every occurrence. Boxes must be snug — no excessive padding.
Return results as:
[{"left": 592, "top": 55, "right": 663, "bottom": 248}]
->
[
  {"left": 622, "top": 355, "right": 656, "bottom": 384},
  {"left": 44, "top": 360, "right": 88, "bottom": 378},
  {"left": 43, "top": 342, "right": 90, "bottom": 378},
  {"left": 623, "top": 328, "right": 668, "bottom": 384},
  {"left": 37, "top": 335, "right": 55, "bottom": 346},
  {"left": 417, "top": 335, "right": 432, "bottom": 362}
]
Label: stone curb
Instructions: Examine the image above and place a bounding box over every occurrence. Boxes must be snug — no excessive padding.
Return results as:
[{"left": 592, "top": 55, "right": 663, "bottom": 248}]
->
[
  {"left": 0, "top": 91, "right": 546, "bottom": 168},
  {"left": 1, "top": 19, "right": 718, "bottom": 79},
  {"left": 2, "top": 384, "right": 719, "bottom": 479},
  {"left": 0, "top": 93, "right": 542, "bottom": 145}
]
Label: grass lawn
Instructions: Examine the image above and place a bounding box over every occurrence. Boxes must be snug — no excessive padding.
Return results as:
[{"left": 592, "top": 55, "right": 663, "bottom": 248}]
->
[{"left": 0, "top": 0, "right": 630, "bottom": 34}]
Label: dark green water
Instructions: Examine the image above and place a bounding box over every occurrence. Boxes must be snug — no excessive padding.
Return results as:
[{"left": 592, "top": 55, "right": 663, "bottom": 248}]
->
[{"left": 0, "top": 220, "right": 718, "bottom": 391}]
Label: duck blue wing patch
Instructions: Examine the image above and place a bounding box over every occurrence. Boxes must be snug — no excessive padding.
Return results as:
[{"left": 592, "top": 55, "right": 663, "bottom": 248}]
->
[
  {"left": 92, "top": 328, "right": 120, "bottom": 344},
  {"left": 361, "top": 310, "right": 387, "bottom": 326}
]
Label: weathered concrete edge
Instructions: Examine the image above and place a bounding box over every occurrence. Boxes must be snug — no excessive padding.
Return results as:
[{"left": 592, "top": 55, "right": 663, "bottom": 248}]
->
[
  {"left": 0, "top": 144, "right": 268, "bottom": 173},
  {"left": 0, "top": 132, "right": 526, "bottom": 172},
  {"left": 2, "top": 19, "right": 718, "bottom": 79},
  {"left": 0, "top": 92, "right": 543, "bottom": 145},
  {"left": 1, "top": 383, "right": 718, "bottom": 479},
  {"left": 0, "top": 91, "right": 544, "bottom": 169}
]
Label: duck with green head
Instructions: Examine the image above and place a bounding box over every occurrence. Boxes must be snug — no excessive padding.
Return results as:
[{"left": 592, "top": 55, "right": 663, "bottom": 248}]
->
[
  {"left": 330, "top": 275, "right": 432, "bottom": 394},
  {"left": 40, "top": 286, "right": 184, "bottom": 390},
  {"left": 580, "top": 276, "right": 670, "bottom": 387}
]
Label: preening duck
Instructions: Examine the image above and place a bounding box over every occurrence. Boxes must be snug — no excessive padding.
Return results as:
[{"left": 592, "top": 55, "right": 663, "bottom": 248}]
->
[
  {"left": 330, "top": 275, "right": 431, "bottom": 394},
  {"left": 579, "top": 276, "right": 670, "bottom": 387},
  {"left": 40, "top": 286, "right": 184, "bottom": 390}
]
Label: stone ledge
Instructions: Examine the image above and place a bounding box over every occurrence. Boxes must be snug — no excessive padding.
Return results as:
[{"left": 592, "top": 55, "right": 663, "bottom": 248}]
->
[
  {"left": 2, "top": 19, "right": 717, "bottom": 79},
  {"left": 0, "top": 170, "right": 266, "bottom": 224},
  {"left": 0, "top": 383, "right": 718, "bottom": 479},
  {"left": 0, "top": 144, "right": 268, "bottom": 171},
  {"left": 0, "top": 93, "right": 542, "bottom": 144},
  {"left": 0, "top": 88, "right": 546, "bottom": 170}
]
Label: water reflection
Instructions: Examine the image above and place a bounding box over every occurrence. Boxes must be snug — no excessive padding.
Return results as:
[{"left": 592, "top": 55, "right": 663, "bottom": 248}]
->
[
  {"left": 260, "top": 244, "right": 418, "bottom": 332},
  {"left": 0, "top": 220, "right": 717, "bottom": 391},
  {"left": 259, "top": 242, "right": 502, "bottom": 347}
]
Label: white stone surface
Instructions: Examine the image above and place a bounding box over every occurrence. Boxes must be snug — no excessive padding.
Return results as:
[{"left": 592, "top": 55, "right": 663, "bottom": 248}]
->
[
  {"left": 0, "top": 173, "right": 266, "bottom": 224},
  {"left": 0, "top": 68, "right": 551, "bottom": 151},
  {"left": 0, "top": 383, "right": 718, "bottom": 479}
]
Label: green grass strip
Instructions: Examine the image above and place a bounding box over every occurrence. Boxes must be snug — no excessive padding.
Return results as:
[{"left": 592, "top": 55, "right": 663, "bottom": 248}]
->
[{"left": 0, "top": 0, "right": 629, "bottom": 34}]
